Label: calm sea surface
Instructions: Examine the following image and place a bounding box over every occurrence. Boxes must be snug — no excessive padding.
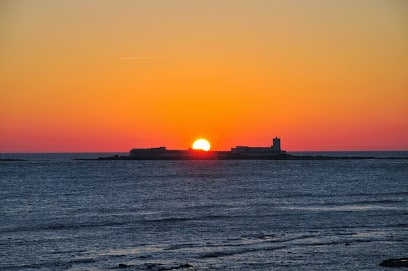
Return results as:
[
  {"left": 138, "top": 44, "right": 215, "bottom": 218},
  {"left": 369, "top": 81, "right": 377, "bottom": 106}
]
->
[{"left": 1, "top": 153, "right": 407, "bottom": 270}]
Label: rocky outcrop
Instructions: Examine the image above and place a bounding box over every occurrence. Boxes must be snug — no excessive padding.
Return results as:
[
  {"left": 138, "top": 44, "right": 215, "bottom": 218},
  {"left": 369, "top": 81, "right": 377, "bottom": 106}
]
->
[
  {"left": 380, "top": 258, "right": 408, "bottom": 268},
  {"left": 145, "top": 263, "right": 193, "bottom": 270}
]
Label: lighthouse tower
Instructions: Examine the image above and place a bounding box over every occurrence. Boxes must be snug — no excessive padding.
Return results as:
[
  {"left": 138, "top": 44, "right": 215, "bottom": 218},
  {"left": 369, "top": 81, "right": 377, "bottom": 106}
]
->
[{"left": 272, "top": 137, "right": 281, "bottom": 152}]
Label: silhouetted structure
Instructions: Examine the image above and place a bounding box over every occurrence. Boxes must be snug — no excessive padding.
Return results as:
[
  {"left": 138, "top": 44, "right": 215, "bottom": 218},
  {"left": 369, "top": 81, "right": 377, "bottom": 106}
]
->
[
  {"left": 129, "top": 147, "right": 166, "bottom": 157},
  {"left": 127, "top": 137, "right": 286, "bottom": 160},
  {"left": 231, "top": 137, "right": 282, "bottom": 154}
]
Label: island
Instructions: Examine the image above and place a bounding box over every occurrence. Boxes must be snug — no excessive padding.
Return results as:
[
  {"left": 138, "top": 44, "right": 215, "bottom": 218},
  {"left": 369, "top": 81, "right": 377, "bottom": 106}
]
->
[
  {"left": 98, "top": 137, "right": 287, "bottom": 160},
  {"left": 93, "top": 138, "right": 397, "bottom": 160}
]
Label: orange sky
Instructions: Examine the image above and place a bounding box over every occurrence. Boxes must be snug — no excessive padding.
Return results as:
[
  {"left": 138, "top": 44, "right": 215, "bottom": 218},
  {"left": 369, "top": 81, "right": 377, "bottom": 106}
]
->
[{"left": 1, "top": 0, "right": 407, "bottom": 152}]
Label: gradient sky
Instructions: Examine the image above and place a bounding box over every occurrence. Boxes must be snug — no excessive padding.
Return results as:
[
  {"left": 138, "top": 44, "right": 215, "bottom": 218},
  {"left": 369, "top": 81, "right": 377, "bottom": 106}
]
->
[{"left": 1, "top": 0, "right": 407, "bottom": 152}]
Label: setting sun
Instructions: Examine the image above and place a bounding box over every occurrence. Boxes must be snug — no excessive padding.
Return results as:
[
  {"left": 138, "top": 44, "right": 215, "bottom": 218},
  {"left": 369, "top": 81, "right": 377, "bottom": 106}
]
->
[{"left": 192, "top": 139, "right": 211, "bottom": 151}]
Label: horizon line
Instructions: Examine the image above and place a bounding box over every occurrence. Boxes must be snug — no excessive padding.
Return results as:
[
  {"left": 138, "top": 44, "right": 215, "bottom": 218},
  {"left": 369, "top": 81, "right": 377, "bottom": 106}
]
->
[{"left": 2, "top": 150, "right": 408, "bottom": 154}]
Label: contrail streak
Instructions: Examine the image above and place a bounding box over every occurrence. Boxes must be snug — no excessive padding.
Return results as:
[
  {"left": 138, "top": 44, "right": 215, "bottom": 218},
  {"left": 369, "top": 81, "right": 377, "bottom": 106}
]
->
[{"left": 120, "top": 57, "right": 169, "bottom": 60}]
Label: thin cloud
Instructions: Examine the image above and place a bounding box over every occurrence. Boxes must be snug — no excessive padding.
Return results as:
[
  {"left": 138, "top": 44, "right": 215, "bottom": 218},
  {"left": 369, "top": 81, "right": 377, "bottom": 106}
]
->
[{"left": 119, "top": 57, "right": 169, "bottom": 60}]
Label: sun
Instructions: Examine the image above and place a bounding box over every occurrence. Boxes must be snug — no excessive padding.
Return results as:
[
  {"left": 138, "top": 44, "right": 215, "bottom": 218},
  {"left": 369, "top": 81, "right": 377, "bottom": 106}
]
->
[{"left": 192, "top": 138, "right": 211, "bottom": 151}]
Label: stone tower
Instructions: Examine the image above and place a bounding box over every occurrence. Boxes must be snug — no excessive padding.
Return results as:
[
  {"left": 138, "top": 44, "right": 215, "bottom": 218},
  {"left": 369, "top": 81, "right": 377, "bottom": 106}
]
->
[{"left": 272, "top": 137, "right": 281, "bottom": 152}]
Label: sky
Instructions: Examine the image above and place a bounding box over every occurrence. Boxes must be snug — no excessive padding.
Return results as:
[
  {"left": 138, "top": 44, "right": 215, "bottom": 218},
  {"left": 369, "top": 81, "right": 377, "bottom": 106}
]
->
[{"left": 1, "top": 0, "right": 407, "bottom": 152}]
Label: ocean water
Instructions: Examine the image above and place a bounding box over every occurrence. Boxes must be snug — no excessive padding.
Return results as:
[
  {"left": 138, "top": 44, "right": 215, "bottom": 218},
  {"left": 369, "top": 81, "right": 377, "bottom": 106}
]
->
[{"left": 1, "top": 153, "right": 407, "bottom": 270}]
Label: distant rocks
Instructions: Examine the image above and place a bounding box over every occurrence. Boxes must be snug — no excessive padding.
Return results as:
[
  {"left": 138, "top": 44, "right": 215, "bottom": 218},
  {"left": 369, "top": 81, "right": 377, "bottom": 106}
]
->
[
  {"left": 380, "top": 258, "right": 408, "bottom": 268},
  {"left": 145, "top": 263, "right": 193, "bottom": 270},
  {"left": 0, "top": 158, "right": 27, "bottom": 161},
  {"left": 116, "top": 262, "right": 193, "bottom": 270}
]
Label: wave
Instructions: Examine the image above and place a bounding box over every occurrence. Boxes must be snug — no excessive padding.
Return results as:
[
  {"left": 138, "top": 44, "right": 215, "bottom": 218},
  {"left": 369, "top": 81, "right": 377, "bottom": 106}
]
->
[
  {"left": 164, "top": 243, "right": 199, "bottom": 250},
  {"left": 351, "top": 199, "right": 403, "bottom": 204},
  {"left": 200, "top": 245, "right": 287, "bottom": 259},
  {"left": 0, "top": 220, "right": 138, "bottom": 234},
  {"left": 0, "top": 214, "right": 243, "bottom": 234},
  {"left": 142, "top": 214, "right": 248, "bottom": 224},
  {"left": 3, "top": 206, "right": 407, "bottom": 234},
  {"left": 280, "top": 204, "right": 403, "bottom": 212},
  {"left": 347, "top": 191, "right": 408, "bottom": 197},
  {"left": 0, "top": 258, "right": 95, "bottom": 270},
  {"left": 390, "top": 223, "right": 408, "bottom": 228},
  {"left": 50, "top": 249, "right": 87, "bottom": 255},
  {"left": 198, "top": 233, "right": 316, "bottom": 259},
  {"left": 198, "top": 232, "right": 394, "bottom": 260}
]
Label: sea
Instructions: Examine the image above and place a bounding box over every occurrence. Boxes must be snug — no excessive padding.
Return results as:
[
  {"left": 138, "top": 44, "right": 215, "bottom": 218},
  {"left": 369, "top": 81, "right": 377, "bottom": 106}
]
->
[{"left": 1, "top": 152, "right": 407, "bottom": 270}]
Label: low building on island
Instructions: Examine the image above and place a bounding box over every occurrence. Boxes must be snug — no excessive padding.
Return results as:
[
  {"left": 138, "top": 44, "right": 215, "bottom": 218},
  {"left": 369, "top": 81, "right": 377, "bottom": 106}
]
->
[
  {"left": 129, "top": 147, "right": 167, "bottom": 157},
  {"left": 230, "top": 137, "right": 282, "bottom": 154}
]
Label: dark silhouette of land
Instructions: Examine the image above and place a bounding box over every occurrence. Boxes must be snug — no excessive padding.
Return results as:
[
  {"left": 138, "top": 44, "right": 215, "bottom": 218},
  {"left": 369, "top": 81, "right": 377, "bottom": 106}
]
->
[
  {"left": 95, "top": 152, "right": 401, "bottom": 161},
  {"left": 83, "top": 138, "right": 407, "bottom": 160}
]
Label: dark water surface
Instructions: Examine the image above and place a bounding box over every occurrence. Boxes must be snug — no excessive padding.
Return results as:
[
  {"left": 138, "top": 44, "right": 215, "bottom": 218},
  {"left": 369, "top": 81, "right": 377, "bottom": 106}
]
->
[{"left": 1, "top": 154, "right": 407, "bottom": 270}]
